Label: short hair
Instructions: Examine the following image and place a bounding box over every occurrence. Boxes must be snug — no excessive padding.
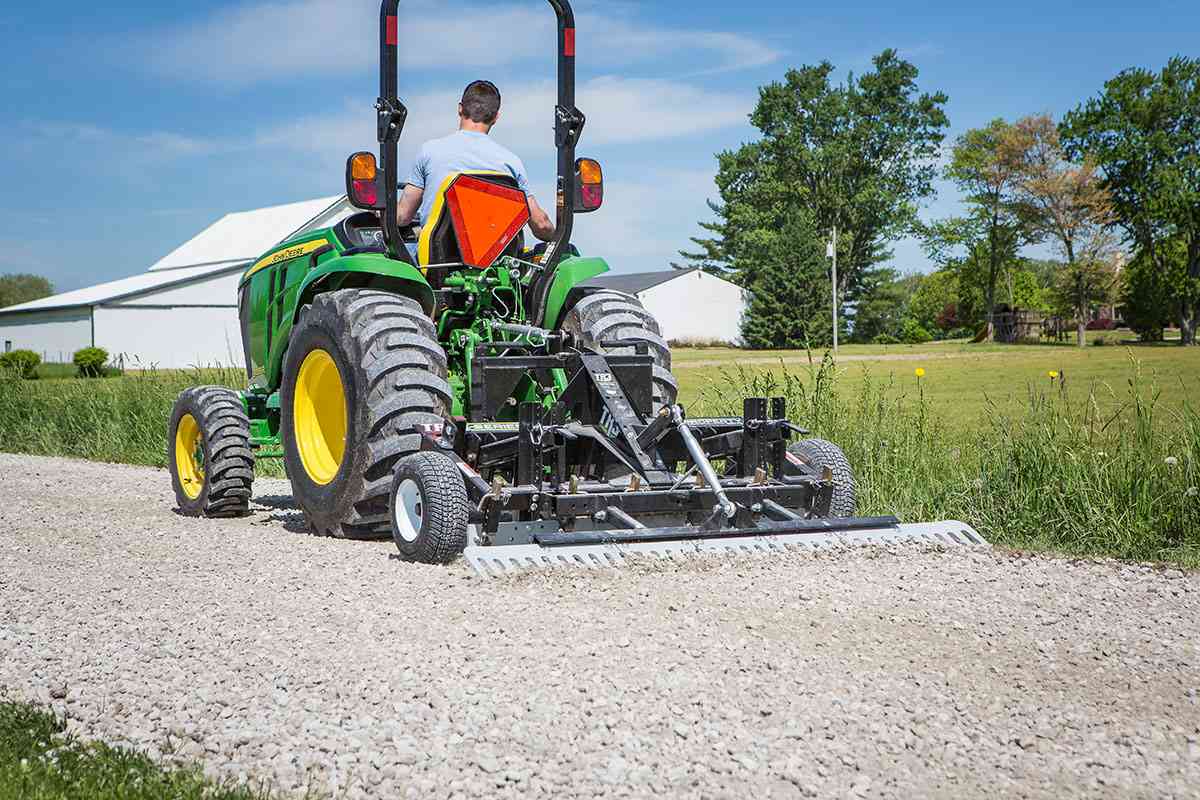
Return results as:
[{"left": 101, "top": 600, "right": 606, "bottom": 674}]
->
[{"left": 460, "top": 80, "right": 501, "bottom": 124}]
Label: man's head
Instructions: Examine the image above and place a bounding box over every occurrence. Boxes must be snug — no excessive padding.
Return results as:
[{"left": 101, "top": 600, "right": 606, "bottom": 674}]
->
[{"left": 458, "top": 80, "right": 501, "bottom": 132}]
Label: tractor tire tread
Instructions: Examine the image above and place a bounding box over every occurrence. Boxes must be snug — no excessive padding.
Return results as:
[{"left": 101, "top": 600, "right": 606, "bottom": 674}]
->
[{"left": 167, "top": 386, "right": 255, "bottom": 518}]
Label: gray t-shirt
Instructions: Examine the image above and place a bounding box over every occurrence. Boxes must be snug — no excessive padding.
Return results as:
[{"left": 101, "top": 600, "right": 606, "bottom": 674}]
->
[{"left": 406, "top": 130, "right": 530, "bottom": 224}]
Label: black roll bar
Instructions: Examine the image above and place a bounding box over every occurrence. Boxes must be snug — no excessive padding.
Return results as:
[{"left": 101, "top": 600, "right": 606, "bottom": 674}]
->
[{"left": 374, "top": 0, "right": 583, "bottom": 319}]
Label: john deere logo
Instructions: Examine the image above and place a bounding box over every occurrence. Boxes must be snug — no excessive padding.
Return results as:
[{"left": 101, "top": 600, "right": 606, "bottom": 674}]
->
[{"left": 246, "top": 239, "right": 328, "bottom": 278}]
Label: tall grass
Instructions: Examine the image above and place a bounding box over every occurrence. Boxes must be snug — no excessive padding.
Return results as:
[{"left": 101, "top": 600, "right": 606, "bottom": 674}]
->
[
  {"left": 698, "top": 352, "right": 1200, "bottom": 566},
  {"left": 1, "top": 354, "right": 1197, "bottom": 565},
  {"left": 0, "top": 367, "right": 244, "bottom": 468}
]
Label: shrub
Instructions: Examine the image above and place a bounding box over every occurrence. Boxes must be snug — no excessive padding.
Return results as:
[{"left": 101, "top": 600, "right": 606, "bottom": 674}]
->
[
  {"left": 1092, "top": 334, "right": 1113, "bottom": 347},
  {"left": 1086, "top": 318, "right": 1118, "bottom": 331},
  {"left": 73, "top": 347, "right": 109, "bottom": 378},
  {"left": 941, "top": 327, "right": 975, "bottom": 341},
  {"left": 0, "top": 349, "right": 41, "bottom": 379},
  {"left": 899, "top": 318, "right": 933, "bottom": 344},
  {"left": 872, "top": 333, "right": 900, "bottom": 345}
]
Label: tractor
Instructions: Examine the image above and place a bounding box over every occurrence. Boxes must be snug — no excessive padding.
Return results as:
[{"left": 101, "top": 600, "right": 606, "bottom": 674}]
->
[{"left": 167, "top": 0, "right": 983, "bottom": 575}]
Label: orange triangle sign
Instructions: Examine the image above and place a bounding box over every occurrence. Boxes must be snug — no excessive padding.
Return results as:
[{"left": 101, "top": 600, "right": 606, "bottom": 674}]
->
[{"left": 445, "top": 175, "right": 532, "bottom": 267}]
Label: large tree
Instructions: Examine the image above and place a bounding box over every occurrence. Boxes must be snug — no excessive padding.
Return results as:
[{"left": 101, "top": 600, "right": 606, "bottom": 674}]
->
[
  {"left": 677, "top": 51, "right": 949, "bottom": 345},
  {"left": 1006, "top": 114, "right": 1119, "bottom": 346},
  {"left": 0, "top": 274, "right": 54, "bottom": 309},
  {"left": 931, "top": 119, "right": 1032, "bottom": 340},
  {"left": 1060, "top": 57, "right": 1200, "bottom": 345}
]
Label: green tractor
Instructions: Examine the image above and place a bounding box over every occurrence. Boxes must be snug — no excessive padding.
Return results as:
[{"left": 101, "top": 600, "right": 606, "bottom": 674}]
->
[{"left": 168, "top": 0, "right": 983, "bottom": 574}]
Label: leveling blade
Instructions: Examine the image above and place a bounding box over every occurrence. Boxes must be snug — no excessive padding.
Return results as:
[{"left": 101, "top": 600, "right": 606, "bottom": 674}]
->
[{"left": 463, "top": 519, "right": 987, "bottom": 578}]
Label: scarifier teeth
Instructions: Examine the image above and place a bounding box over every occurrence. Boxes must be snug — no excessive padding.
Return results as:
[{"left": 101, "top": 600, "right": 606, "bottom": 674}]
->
[{"left": 463, "top": 520, "right": 988, "bottom": 578}]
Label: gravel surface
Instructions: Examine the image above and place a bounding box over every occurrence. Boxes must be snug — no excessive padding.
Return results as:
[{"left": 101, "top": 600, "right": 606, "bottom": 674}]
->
[{"left": 1, "top": 452, "right": 1198, "bottom": 799}]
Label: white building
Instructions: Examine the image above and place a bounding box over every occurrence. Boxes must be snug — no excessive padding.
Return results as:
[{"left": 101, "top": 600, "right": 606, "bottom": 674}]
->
[
  {"left": 0, "top": 195, "right": 345, "bottom": 368},
  {"left": 587, "top": 268, "right": 746, "bottom": 345}
]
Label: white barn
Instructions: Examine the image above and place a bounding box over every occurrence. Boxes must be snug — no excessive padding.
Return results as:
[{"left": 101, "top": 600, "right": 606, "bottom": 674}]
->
[
  {"left": 587, "top": 269, "right": 746, "bottom": 345},
  {"left": 0, "top": 195, "right": 346, "bottom": 369}
]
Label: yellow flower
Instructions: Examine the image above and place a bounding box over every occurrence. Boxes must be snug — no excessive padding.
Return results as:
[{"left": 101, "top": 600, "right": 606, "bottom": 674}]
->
[
  {"left": 914, "top": 368, "right": 926, "bottom": 378},
  {"left": 1048, "top": 370, "right": 1060, "bottom": 379}
]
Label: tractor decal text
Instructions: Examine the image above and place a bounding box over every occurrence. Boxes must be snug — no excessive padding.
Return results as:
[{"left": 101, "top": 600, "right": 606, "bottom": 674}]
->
[{"left": 244, "top": 239, "right": 329, "bottom": 280}]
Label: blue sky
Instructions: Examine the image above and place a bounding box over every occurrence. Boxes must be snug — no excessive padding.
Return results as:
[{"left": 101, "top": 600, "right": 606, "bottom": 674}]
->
[{"left": 1, "top": 0, "right": 1196, "bottom": 292}]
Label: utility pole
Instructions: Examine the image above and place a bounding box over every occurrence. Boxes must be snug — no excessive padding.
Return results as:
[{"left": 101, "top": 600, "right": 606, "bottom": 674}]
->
[{"left": 827, "top": 227, "right": 838, "bottom": 356}]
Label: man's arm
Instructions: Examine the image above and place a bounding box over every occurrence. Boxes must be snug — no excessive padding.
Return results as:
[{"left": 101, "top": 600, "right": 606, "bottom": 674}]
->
[
  {"left": 396, "top": 184, "right": 424, "bottom": 226},
  {"left": 527, "top": 195, "right": 556, "bottom": 242}
]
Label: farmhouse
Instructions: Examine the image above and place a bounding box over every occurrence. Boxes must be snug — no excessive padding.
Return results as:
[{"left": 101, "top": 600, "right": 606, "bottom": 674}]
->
[
  {"left": 586, "top": 268, "right": 746, "bottom": 345},
  {"left": 0, "top": 196, "right": 345, "bottom": 369}
]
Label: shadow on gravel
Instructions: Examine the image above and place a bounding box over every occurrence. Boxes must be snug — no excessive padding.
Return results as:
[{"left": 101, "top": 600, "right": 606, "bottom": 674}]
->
[{"left": 253, "top": 494, "right": 298, "bottom": 511}]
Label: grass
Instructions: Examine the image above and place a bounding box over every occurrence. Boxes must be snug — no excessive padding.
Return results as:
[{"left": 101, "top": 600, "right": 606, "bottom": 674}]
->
[
  {"left": 0, "top": 699, "right": 275, "bottom": 800},
  {"left": 676, "top": 337, "right": 1200, "bottom": 433},
  {"left": 0, "top": 342, "right": 1197, "bottom": 566},
  {"left": 696, "top": 352, "right": 1199, "bottom": 566}
]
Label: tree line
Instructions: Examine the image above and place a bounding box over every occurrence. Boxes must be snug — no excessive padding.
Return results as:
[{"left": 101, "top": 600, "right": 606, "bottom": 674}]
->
[{"left": 676, "top": 54, "right": 1199, "bottom": 347}]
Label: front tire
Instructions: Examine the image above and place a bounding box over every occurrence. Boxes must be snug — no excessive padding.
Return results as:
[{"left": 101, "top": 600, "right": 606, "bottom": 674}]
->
[
  {"left": 390, "top": 451, "right": 470, "bottom": 564},
  {"left": 167, "top": 387, "right": 255, "bottom": 517},
  {"left": 786, "top": 438, "right": 857, "bottom": 518},
  {"left": 281, "top": 289, "right": 451, "bottom": 539}
]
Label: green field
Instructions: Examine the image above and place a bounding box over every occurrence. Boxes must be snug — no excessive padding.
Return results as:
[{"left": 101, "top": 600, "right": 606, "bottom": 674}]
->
[{"left": 676, "top": 338, "right": 1200, "bottom": 430}]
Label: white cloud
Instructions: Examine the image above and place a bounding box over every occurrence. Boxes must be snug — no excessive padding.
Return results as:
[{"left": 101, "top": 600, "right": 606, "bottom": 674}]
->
[
  {"left": 136, "top": 0, "right": 779, "bottom": 84},
  {"left": 254, "top": 75, "right": 752, "bottom": 161}
]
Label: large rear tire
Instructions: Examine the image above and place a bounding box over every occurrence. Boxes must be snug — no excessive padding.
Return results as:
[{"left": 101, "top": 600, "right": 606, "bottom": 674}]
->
[
  {"left": 559, "top": 290, "right": 677, "bottom": 410},
  {"left": 167, "top": 386, "right": 255, "bottom": 517},
  {"left": 786, "top": 438, "right": 857, "bottom": 518},
  {"left": 280, "top": 289, "right": 451, "bottom": 539}
]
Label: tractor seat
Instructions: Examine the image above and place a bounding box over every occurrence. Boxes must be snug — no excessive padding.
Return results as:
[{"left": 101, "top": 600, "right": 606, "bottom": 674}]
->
[{"left": 417, "top": 172, "right": 531, "bottom": 271}]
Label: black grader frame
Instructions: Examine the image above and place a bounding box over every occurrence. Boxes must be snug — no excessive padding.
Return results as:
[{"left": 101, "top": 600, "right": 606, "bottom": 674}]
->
[{"left": 410, "top": 336, "right": 984, "bottom": 576}]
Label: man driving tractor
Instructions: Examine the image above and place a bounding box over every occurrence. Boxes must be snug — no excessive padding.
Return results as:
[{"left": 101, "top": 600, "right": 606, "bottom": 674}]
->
[{"left": 395, "top": 79, "right": 556, "bottom": 255}]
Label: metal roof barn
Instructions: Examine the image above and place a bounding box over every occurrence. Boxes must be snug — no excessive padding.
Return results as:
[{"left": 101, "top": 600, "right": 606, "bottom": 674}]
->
[
  {"left": 0, "top": 196, "right": 346, "bottom": 369},
  {"left": 585, "top": 268, "right": 747, "bottom": 345}
]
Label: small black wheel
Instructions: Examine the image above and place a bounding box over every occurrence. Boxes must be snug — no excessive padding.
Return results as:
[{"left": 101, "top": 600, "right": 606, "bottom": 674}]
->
[
  {"left": 786, "top": 438, "right": 857, "bottom": 518},
  {"left": 390, "top": 451, "right": 470, "bottom": 564},
  {"left": 167, "top": 386, "right": 255, "bottom": 517}
]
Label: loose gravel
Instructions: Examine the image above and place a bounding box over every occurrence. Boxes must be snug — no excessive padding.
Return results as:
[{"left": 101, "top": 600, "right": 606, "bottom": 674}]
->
[{"left": 1, "top": 453, "right": 1198, "bottom": 799}]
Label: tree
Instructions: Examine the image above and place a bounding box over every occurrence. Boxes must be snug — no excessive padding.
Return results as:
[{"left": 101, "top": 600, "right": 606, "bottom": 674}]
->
[
  {"left": 740, "top": 212, "right": 832, "bottom": 349},
  {"left": 0, "top": 274, "right": 54, "bottom": 309},
  {"left": 1006, "top": 114, "right": 1119, "bottom": 346},
  {"left": 677, "top": 51, "right": 949, "bottom": 343},
  {"left": 908, "top": 270, "right": 959, "bottom": 332},
  {"left": 1121, "top": 245, "right": 1177, "bottom": 341},
  {"left": 1060, "top": 57, "right": 1200, "bottom": 345},
  {"left": 848, "top": 267, "right": 910, "bottom": 343},
  {"left": 936, "top": 119, "right": 1032, "bottom": 341},
  {"left": 917, "top": 214, "right": 1022, "bottom": 332}
]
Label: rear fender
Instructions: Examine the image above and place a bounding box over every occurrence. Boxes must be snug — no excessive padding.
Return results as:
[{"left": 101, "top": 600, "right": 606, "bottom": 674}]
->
[
  {"left": 542, "top": 256, "right": 610, "bottom": 330},
  {"left": 266, "top": 253, "right": 435, "bottom": 389}
]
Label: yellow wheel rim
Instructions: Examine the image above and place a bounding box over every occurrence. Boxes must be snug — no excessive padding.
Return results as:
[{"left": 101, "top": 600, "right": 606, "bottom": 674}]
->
[
  {"left": 294, "top": 348, "right": 348, "bottom": 485},
  {"left": 174, "top": 413, "right": 204, "bottom": 500}
]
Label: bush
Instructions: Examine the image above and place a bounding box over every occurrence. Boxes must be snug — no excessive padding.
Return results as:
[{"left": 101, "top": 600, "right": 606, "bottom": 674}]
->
[
  {"left": 0, "top": 349, "right": 41, "bottom": 379},
  {"left": 899, "top": 319, "right": 933, "bottom": 344},
  {"left": 73, "top": 347, "right": 109, "bottom": 378},
  {"left": 1086, "top": 318, "right": 1118, "bottom": 331},
  {"left": 872, "top": 333, "right": 901, "bottom": 345},
  {"left": 1092, "top": 335, "right": 1113, "bottom": 347}
]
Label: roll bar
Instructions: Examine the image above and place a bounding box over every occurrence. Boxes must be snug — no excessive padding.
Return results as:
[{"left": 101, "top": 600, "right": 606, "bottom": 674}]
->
[{"left": 374, "top": 0, "right": 584, "bottom": 325}]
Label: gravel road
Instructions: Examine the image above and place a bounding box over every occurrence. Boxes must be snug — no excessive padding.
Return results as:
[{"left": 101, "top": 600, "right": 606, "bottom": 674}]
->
[{"left": 1, "top": 452, "right": 1197, "bottom": 799}]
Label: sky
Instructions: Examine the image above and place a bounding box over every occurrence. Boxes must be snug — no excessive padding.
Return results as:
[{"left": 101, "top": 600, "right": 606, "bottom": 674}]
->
[{"left": 0, "top": 0, "right": 1196, "bottom": 292}]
